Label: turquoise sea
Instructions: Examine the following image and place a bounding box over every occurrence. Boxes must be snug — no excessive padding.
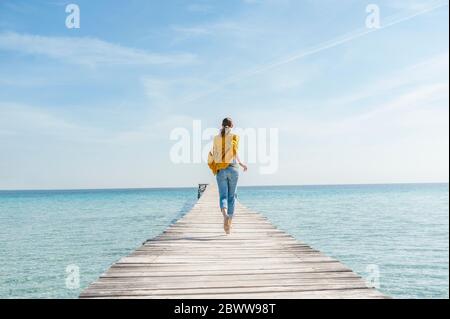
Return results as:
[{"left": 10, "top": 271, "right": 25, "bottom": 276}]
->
[{"left": 0, "top": 183, "right": 448, "bottom": 299}]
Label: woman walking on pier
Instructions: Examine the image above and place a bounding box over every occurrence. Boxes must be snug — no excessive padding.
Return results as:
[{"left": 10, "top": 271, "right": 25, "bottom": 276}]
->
[{"left": 208, "top": 118, "right": 248, "bottom": 234}]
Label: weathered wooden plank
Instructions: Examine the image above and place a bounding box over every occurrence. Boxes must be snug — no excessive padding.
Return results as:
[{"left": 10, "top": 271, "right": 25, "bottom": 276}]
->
[
  {"left": 80, "top": 184, "right": 387, "bottom": 299},
  {"left": 93, "top": 272, "right": 362, "bottom": 283},
  {"left": 87, "top": 278, "right": 367, "bottom": 290}
]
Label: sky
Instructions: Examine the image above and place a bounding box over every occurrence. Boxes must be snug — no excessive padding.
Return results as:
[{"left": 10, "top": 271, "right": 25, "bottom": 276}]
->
[{"left": 0, "top": 0, "right": 448, "bottom": 189}]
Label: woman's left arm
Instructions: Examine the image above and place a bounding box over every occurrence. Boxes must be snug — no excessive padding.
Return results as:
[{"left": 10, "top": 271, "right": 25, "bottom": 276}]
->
[{"left": 236, "top": 153, "right": 248, "bottom": 172}]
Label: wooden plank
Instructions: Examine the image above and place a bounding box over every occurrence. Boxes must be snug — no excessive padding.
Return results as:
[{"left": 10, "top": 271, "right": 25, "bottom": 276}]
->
[{"left": 80, "top": 184, "right": 388, "bottom": 299}]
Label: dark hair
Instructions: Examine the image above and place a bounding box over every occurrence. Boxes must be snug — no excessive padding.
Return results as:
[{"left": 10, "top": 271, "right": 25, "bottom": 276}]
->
[{"left": 221, "top": 117, "right": 233, "bottom": 137}]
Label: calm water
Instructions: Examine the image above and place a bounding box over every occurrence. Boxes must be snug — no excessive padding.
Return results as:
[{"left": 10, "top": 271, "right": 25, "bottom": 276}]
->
[
  {"left": 0, "top": 188, "right": 197, "bottom": 299},
  {"left": 0, "top": 184, "right": 448, "bottom": 298},
  {"left": 239, "top": 184, "right": 449, "bottom": 299}
]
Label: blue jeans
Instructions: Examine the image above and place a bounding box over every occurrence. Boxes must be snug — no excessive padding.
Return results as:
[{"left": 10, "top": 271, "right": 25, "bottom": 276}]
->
[{"left": 216, "top": 165, "right": 239, "bottom": 217}]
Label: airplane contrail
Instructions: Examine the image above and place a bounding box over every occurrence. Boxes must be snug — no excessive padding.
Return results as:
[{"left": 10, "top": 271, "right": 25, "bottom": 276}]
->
[{"left": 181, "top": 0, "right": 449, "bottom": 104}]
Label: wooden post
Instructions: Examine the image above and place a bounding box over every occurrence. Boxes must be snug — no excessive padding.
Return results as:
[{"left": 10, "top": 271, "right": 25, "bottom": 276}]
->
[{"left": 198, "top": 183, "right": 208, "bottom": 199}]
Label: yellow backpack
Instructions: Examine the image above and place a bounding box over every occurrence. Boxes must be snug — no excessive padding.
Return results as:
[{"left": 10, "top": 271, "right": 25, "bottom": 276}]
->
[
  {"left": 208, "top": 134, "right": 238, "bottom": 176},
  {"left": 207, "top": 151, "right": 219, "bottom": 176}
]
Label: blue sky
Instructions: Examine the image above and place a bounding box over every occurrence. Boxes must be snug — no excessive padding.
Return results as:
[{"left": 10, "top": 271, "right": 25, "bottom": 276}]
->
[{"left": 0, "top": 0, "right": 448, "bottom": 189}]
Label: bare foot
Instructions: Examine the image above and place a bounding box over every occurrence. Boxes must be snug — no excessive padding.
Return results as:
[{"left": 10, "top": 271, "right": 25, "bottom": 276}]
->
[
  {"left": 223, "top": 216, "right": 230, "bottom": 234},
  {"left": 227, "top": 217, "right": 232, "bottom": 234},
  {"left": 221, "top": 208, "right": 229, "bottom": 234}
]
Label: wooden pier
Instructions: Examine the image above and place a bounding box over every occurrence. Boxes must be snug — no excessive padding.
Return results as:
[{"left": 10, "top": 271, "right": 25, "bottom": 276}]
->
[{"left": 80, "top": 184, "right": 387, "bottom": 299}]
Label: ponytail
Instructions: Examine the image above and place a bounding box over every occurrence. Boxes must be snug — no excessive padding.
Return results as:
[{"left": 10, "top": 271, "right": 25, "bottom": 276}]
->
[
  {"left": 221, "top": 126, "right": 229, "bottom": 137},
  {"left": 220, "top": 117, "right": 233, "bottom": 137}
]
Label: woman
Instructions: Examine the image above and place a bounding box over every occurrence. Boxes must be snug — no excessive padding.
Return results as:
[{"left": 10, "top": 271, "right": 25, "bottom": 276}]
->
[{"left": 210, "top": 118, "right": 247, "bottom": 234}]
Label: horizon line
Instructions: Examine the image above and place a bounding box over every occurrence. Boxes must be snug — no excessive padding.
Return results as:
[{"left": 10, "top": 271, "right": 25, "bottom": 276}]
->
[{"left": 0, "top": 181, "right": 448, "bottom": 192}]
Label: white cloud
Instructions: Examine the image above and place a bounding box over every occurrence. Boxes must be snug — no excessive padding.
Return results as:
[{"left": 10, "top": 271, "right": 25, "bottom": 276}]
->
[
  {"left": 171, "top": 20, "right": 260, "bottom": 41},
  {"left": 0, "top": 102, "right": 175, "bottom": 146},
  {"left": 355, "top": 82, "right": 449, "bottom": 122},
  {"left": 0, "top": 32, "right": 196, "bottom": 66},
  {"left": 0, "top": 75, "right": 48, "bottom": 87},
  {"left": 324, "top": 52, "right": 449, "bottom": 107},
  {"left": 186, "top": 3, "right": 214, "bottom": 13},
  {"left": 242, "top": 0, "right": 264, "bottom": 4},
  {"left": 0, "top": 103, "right": 101, "bottom": 143},
  {"left": 237, "top": 76, "right": 449, "bottom": 184},
  {"left": 141, "top": 76, "right": 213, "bottom": 110},
  {"left": 387, "top": 0, "right": 447, "bottom": 11},
  {"left": 171, "top": 26, "right": 213, "bottom": 37},
  {"left": 236, "top": 53, "right": 449, "bottom": 143}
]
